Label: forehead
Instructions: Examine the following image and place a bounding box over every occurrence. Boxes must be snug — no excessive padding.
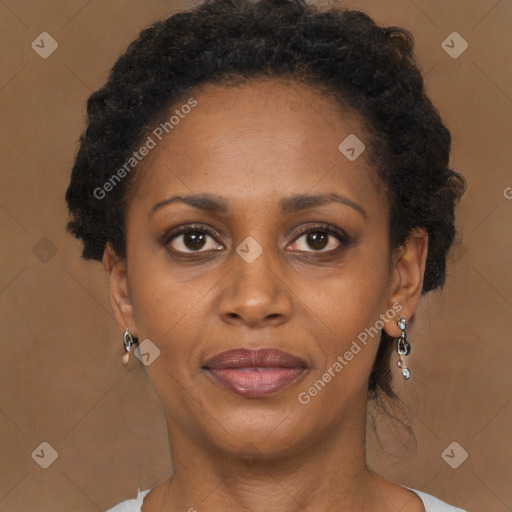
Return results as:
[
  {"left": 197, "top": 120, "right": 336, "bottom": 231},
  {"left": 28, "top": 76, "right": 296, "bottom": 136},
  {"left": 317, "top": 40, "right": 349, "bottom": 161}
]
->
[{"left": 128, "top": 77, "right": 384, "bottom": 211}]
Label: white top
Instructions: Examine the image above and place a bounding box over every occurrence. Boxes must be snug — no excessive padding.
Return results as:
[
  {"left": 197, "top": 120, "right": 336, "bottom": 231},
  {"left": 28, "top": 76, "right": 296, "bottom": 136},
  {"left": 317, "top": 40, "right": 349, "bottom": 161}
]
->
[{"left": 105, "top": 485, "right": 467, "bottom": 511}]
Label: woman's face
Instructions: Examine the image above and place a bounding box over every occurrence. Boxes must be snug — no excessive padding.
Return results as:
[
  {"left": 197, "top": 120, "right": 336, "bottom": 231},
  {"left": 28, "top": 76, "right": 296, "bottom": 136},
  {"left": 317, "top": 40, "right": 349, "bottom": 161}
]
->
[{"left": 108, "top": 78, "right": 416, "bottom": 459}]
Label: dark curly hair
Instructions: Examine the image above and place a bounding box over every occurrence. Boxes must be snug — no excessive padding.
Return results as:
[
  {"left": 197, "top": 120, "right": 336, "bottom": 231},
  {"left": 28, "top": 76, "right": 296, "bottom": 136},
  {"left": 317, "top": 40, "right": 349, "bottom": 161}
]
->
[{"left": 65, "top": 0, "right": 466, "bottom": 399}]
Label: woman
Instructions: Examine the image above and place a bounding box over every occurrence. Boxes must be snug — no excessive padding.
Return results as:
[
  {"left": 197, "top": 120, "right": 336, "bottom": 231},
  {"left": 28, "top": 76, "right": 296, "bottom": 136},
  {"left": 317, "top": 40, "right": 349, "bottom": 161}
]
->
[{"left": 65, "top": 0, "right": 467, "bottom": 510}]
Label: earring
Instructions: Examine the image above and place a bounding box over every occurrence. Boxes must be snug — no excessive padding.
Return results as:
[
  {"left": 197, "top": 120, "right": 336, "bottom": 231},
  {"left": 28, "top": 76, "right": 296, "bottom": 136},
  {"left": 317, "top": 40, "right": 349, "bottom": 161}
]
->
[
  {"left": 121, "top": 328, "right": 138, "bottom": 366},
  {"left": 396, "top": 318, "right": 411, "bottom": 380}
]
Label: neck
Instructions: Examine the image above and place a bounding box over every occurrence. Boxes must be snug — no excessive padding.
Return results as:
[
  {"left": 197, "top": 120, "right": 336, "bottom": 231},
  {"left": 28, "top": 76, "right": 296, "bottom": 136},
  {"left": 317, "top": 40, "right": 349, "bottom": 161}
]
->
[{"left": 152, "top": 395, "right": 388, "bottom": 512}]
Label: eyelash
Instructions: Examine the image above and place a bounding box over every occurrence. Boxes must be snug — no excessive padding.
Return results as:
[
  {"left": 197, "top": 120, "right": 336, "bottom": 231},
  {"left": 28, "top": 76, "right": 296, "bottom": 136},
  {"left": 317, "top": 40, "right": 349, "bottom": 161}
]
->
[{"left": 163, "top": 222, "right": 351, "bottom": 255}]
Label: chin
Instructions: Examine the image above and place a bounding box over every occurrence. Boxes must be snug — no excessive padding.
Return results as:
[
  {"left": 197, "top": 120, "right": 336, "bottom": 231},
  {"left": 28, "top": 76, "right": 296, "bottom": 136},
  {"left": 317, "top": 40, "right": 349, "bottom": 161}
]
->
[{"left": 192, "top": 402, "right": 320, "bottom": 460}]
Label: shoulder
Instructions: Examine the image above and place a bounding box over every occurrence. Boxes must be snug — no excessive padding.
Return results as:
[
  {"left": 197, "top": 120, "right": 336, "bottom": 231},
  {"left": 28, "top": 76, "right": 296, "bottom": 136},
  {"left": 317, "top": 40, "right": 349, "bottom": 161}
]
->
[
  {"left": 104, "top": 488, "right": 151, "bottom": 512},
  {"left": 406, "top": 487, "right": 467, "bottom": 512}
]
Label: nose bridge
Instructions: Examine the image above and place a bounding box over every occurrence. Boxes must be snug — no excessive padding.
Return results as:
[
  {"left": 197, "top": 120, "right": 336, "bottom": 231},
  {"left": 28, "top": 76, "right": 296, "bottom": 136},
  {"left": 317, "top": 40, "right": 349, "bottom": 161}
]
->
[{"left": 217, "top": 235, "right": 292, "bottom": 326}]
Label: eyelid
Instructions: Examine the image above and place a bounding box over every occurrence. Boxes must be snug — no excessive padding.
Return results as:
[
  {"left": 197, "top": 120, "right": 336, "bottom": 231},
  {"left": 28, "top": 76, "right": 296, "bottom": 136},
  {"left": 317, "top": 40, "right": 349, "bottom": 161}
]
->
[
  {"left": 290, "top": 222, "right": 351, "bottom": 246},
  {"left": 163, "top": 223, "right": 221, "bottom": 243},
  {"left": 163, "top": 223, "right": 225, "bottom": 254}
]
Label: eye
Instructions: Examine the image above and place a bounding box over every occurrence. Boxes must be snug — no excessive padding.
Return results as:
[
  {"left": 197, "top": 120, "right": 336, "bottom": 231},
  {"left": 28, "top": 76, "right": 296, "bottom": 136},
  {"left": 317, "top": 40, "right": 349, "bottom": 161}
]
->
[
  {"left": 165, "top": 225, "right": 223, "bottom": 253},
  {"left": 288, "top": 223, "right": 349, "bottom": 252}
]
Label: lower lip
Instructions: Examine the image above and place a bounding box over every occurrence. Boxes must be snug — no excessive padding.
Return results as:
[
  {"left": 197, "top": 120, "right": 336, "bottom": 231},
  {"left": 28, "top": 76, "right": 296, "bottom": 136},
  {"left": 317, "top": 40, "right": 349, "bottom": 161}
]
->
[{"left": 206, "top": 367, "right": 305, "bottom": 398}]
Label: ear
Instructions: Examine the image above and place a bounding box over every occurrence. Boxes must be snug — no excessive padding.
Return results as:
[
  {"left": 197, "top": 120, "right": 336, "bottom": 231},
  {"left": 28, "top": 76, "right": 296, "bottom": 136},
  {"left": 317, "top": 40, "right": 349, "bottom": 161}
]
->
[
  {"left": 384, "top": 227, "right": 429, "bottom": 338},
  {"left": 103, "top": 242, "right": 138, "bottom": 337}
]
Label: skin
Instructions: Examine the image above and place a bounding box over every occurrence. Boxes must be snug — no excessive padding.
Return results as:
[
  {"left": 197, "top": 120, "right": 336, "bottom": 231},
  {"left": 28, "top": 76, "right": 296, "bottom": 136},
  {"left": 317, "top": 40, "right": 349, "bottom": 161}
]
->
[{"left": 103, "top": 78, "right": 428, "bottom": 512}]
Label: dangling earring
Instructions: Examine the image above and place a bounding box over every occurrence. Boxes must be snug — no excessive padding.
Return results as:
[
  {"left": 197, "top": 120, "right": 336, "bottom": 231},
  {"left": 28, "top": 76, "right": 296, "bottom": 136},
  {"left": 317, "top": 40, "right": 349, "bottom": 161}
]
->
[
  {"left": 121, "top": 328, "right": 138, "bottom": 366},
  {"left": 396, "top": 317, "right": 411, "bottom": 380}
]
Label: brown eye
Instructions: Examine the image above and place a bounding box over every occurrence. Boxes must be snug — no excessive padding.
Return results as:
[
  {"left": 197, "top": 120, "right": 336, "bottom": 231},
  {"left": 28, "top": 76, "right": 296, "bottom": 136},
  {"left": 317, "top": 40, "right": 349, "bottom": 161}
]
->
[
  {"left": 304, "top": 232, "right": 329, "bottom": 250},
  {"left": 292, "top": 230, "right": 339, "bottom": 252},
  {"left": 182, "top": 231, "right": 207, "bottom": 250},
  {"left": 166, "top": 226, "right": 223, "bottom": 253},
  {"left": 288, "top": 224, "right": 349, "bottom": 253}
]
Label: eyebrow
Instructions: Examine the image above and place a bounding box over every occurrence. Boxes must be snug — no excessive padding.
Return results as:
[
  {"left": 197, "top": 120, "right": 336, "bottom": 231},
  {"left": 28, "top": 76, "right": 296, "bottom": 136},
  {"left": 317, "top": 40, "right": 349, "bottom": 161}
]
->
[{"left": 149, "top": 192, "right": 367, "bottom": 219}]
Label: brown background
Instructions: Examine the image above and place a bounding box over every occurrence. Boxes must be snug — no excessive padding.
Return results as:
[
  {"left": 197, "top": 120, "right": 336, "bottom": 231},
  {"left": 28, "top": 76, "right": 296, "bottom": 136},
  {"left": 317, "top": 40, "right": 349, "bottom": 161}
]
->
[{"left": 0, "top": 0, "right": 511, "bottom": 511}]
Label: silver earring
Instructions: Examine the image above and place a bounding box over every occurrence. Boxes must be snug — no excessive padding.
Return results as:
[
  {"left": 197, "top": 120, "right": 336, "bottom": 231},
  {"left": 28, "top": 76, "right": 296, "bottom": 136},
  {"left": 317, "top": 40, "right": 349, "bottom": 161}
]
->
[
  {"left": 396, "top": 318, "right": 411, "bottom": 380},
  {"left": 121, "top": 328, "right": 137, "bottom": 366}
]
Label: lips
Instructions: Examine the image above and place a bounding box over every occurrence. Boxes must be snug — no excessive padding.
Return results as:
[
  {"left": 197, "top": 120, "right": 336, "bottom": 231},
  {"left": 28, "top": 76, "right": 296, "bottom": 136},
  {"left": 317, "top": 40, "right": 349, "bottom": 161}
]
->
[{"left": 204, "top": 348, "right": 307, "bottom": 398}]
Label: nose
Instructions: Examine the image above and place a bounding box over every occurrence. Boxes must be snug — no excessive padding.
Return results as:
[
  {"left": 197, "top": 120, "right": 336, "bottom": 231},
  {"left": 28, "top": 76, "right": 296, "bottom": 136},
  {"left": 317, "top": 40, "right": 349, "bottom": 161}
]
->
[{"left": 217, "top": 243, "right": 293, "bottom": 329}]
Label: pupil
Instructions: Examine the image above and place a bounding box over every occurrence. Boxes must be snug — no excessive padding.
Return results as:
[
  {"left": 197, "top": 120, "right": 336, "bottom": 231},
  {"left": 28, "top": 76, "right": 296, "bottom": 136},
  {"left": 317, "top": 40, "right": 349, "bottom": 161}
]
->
[
  {"left": 307, "top": 232, "right": 327, "bottom": 250},
  {"left": 184, "top": 231, "right": 206, "bottom": 250}
]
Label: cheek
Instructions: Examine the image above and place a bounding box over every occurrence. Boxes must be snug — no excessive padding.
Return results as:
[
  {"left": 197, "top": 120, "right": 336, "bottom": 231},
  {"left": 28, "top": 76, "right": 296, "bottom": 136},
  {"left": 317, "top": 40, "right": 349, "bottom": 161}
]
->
[
  {"left": 300, "top": 280, "right": 385, "bottom": 377},
  {"left": 298, "top": 250, "right": 390, "bottom": 333},
  {"left": 128, "top": 267, "right": 212, "bottom": 417},
  {"left": 293, "top": 251, "right": 391, "bottom": 381},
  {"left": 291, "top": 291, "right": 387, "bottom": 422},
  {"left": 128, "top": 243, "right": 219, "bottom": 337}
]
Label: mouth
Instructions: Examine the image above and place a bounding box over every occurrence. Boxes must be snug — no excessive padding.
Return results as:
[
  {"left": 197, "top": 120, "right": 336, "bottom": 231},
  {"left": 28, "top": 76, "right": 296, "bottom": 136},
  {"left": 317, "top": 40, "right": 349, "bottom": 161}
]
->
[{"left": 203, "top": 348, "right": 308, "bottom": 398}]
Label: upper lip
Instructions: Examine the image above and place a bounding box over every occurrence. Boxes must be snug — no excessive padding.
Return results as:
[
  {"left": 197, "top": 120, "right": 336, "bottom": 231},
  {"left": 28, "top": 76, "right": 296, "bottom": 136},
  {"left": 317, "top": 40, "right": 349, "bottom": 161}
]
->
[{"left": 204, "top": 348, "right": 308, "bottom": 370}]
